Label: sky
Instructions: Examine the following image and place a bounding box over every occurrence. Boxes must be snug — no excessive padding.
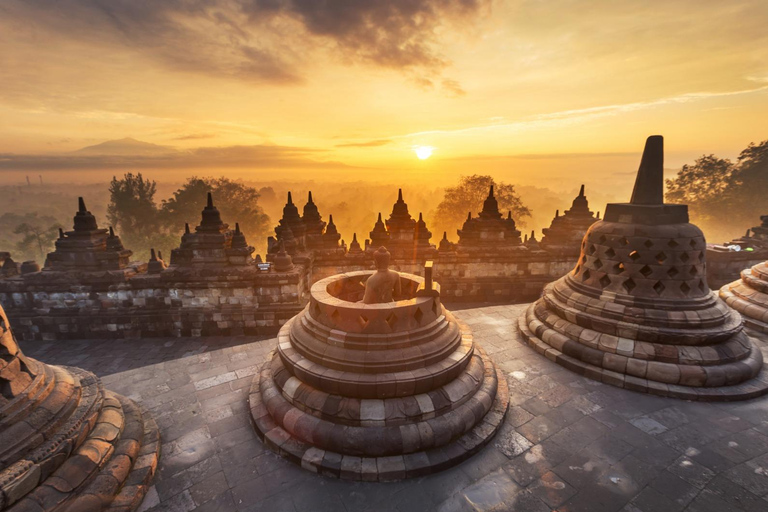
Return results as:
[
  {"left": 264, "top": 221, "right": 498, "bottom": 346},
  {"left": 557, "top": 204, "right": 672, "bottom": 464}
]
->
[{"left": 1, "top": 0, "right": 767, "bottom": 192}]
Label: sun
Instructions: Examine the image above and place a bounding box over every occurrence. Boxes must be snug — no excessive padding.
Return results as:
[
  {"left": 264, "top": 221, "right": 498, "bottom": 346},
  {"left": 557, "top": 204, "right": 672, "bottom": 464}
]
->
[{"left": 413, "top": 145, "right": 434, "bottom": 160}]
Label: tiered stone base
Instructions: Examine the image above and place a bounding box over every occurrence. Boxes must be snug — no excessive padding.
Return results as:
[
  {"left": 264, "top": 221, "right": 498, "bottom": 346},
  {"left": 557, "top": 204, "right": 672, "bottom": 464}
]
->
[
  {"left": 519, "top": 280, "right": 768, "bottom": 401},
  {"left": 720, "top": 261, "right": 768, "bottom": 333},
  {"left": 248, "top": 316, "right": 508, "bottom": 481},
  {"left": 0, "top": 361, "right": 159, "bottom": 511}
]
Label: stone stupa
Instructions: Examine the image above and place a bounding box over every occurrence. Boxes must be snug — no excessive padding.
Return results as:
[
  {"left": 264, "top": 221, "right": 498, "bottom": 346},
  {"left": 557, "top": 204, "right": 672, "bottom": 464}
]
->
[
  {"left": 0, "top": 303, "right": 159, "bottom": 510},
  {"left": 248, "top": 248, "right": 508, "bottom": 480},
  {"left": 519, "top": 135, "right": 768, "bottom": 400},
  {"left": 720, "top": 259, "right": 768, "bottom": 333}
]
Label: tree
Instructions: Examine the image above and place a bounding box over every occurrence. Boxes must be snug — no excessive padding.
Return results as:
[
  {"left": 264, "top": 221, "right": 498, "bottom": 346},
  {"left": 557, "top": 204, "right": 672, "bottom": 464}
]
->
[
  {"left": 665, "top": 155, "right": 734, "bottom": 205},
  {"left": 14, "top": 218, "right": 63, "bottom": 260},
  {"left": 162, "top": 177, "right": 271, "bottom": 253},
  {"left": 432, "top": 175, "right": 531, "bottom": 239},
  {"left": 665, "top": 140, "right": 768, "bottom": 243},
  {"left": 730, "top": 140, "right": 768, "bottom": 225},
  {"left": 107, "top": 173, "right": 174, "bottom": 259}
]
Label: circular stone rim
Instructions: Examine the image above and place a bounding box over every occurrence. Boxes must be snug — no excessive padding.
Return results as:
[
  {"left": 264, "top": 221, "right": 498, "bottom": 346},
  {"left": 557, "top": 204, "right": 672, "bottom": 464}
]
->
[{"left": 311, "top": 270, "right": 432, "bottom": 311}]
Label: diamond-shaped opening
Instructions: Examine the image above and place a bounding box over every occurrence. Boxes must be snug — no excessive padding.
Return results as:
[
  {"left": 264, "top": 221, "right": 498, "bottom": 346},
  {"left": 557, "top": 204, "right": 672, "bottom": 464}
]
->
[
  {"left": 619, "top": 236, "right": 629, "bottom": 246},
  {"left": 582, "top": 269, "right": 591, "bottom": 282},
  {"left": 629, "top": 250, "right": 640, "bottom": 261},
  {"left": 358, "top": 314, "right": 369, "bottom": 329},
  {"left": 680, "top": 282, "right": 691, "bottom": 295},
  {"left": 667, "top": 267, "right": 679, "bottom": 278},
  {"left": 668, "top": 239, "right": 679, "bottom": 248},
  {"left": 614, "top": 262, "right": 625, "bottom": 273},
  {"left": 623, "top": 278, "right": 636, "bottom": 293},
  {"left": 598, "top": 234, "right": 607, "bottom": 244},
  {"left": 581, "top": 255, "right": 587, "bottom": 265},
  {"left": 414, "top": 308, "right": 424, "bottom": 325},
  {"left": 594, "top": 258, "right": 603, "bottom": 269},
  {"left": 689, "top": 266, "right": 698, "bottom": 276},
  {"left": 573, "top": 265, "right": 581, "bottom": 275},
  {"left": 385, "top": 312, "right": 398, "bottom": 330},
  {"left": 312, "top": 302, "right": 322, "bottom": 317},
  {"left": 605, "top": 247, "right": 616, "bottom": 258},
  {"left": 644, "top": 239, "right": 654, "bottom": 248},
  {"left": 639, "top": 265, "right": 652, "bottom": 277},
  {"left": 587, "top": 244, "right": 597, "bottom": 255},
  {"left": 689, "top": 239, "right": 697, "bottom": 248},
  {"left": 698, "top": 252, "right": 705, "bottom": 262},
  {"left": 653, "top": 281, "right": 665, "bottom": 295},
  {"left": 656, "top": 252, "right": 667, "bottom": 264},
  {"left": 331, "top": 309, "right": 341, "bottom": 323},
  {"left": 698, "top": 279, "right": 706, "bottom": 292},
  {"left": 680, "top": 252, "right": 690, "bottom": 263},
  {"left": 599, "top": 275, "right": 611, "bottom": 288},
  {"left": 431, "top": 300, "right": 438, "bottom": 315}
]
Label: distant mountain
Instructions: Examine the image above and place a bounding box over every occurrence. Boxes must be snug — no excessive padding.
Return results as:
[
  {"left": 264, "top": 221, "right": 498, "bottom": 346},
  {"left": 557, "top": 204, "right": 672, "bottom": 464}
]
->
[{"left": 73, "top": 138, "right": 177, "bottom": 156}]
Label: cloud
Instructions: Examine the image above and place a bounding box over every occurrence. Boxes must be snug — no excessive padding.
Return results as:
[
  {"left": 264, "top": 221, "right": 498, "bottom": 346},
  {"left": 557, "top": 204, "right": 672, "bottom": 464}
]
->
[
  {"left": 0, "top": 142, "right": 354, "bottom": 171},
  {"left": 173, "top": 133, "right": 218, "bottom": 141},
  {"left": 2, "top": 0, "right": 490, "bottom": 86},
  {"left": 335, "top": 139, "right": 393, "bottom": 148},
  {"left": 246, "top": 0, "right": 490, "bottom": 70}
]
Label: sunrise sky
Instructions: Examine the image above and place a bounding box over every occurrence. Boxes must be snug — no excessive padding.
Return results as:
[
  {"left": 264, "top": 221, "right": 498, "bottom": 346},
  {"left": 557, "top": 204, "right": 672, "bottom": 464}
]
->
[{"left": 1, "top": 0, "right": 767, "bottom": 191}]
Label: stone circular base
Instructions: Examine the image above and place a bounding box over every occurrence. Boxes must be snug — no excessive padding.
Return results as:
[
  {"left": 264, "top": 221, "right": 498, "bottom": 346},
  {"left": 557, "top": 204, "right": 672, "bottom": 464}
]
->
[
  {"left": 518, "top": 304, "right": 768, "bottom": 401},
  {"left": 247, "top": 349, "right": 509, "bottom": 481},
  {"left": 720, "top": 266, "right": 768, "bottom": 334}
]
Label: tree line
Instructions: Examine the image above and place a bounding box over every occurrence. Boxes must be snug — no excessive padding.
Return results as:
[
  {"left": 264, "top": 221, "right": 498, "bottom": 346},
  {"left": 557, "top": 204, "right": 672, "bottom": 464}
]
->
[{"left": 665, "top": 139, "right": 768, "bottom": 243}]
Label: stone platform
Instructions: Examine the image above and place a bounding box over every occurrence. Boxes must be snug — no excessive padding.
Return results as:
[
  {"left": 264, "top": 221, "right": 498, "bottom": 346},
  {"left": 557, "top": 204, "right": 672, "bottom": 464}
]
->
[{"left": 19, "top": 304, "right": 768, "bottom": 512}]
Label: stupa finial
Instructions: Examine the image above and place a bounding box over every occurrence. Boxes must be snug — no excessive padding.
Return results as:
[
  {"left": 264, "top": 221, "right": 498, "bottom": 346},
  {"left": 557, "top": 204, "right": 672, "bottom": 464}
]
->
[
  {"left": 78, "top": 197, "right": 87, "bottom": 213},
  {"left": 207, "top": 192, "right": 213, "bottom": 208},
  {"left": 630, "top": 135, "right": 664, "bottom": 205},
  {"left": 579, "top": 184, "right": 585, "bottom": 197}
]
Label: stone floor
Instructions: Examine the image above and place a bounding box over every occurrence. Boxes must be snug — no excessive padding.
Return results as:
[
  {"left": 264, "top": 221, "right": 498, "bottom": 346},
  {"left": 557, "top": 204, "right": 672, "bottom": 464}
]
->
[{"left": 21, "top": 304, "right": 768, "bottom": 512}]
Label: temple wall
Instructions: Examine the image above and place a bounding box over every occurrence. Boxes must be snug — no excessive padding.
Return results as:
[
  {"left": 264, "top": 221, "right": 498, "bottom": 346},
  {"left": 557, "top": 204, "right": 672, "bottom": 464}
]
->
[
  {"left": 0, "top": 267, "right": 308, "bottom": 341},
  {"left": 706, "top": 248, "right": 768, "bottom": 289}
]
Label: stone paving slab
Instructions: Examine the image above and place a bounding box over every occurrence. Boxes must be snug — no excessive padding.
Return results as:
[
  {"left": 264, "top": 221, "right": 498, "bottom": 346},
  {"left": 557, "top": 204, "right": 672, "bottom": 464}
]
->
[{"left": 20, "top": 304, "right": 768, "bottom": 512}]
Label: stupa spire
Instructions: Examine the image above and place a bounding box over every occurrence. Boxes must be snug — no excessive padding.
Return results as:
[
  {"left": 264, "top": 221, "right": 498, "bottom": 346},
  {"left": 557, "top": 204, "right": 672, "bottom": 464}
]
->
[{"left": 630, "top": 135, "right": 664, "bottom": 205}]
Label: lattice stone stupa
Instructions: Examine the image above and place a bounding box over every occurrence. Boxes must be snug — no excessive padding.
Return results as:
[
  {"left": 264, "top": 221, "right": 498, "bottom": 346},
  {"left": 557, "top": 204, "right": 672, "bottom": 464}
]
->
[
  {"left": 518, "top": 135, "right": 768, "bottom": 401},
  {"left": 248, "top": 249, "right": 508, "bottom": 480}
]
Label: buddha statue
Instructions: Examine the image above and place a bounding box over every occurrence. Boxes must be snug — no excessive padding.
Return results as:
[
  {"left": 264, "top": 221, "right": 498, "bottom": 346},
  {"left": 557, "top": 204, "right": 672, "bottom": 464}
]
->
[{"left": 362, "top": 246, "right": 401, "bottom": 303}]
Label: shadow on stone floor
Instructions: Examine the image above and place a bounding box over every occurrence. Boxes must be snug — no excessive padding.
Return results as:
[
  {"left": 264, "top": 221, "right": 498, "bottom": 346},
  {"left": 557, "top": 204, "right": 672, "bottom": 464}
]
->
[{"left": 16, "top": 304, "right": 768, "bottom": 512}]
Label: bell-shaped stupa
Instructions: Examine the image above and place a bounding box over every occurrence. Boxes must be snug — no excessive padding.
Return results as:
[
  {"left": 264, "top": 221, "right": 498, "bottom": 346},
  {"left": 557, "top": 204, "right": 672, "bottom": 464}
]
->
[
  {"left": 519, "top": 136, "right": 768, "bottom": 400},
  {"left": 248, "top": 259, "right": 508, "bottom": 480},
  {"left": 0, "top": 303, "right": 159, "bottom": 510}
]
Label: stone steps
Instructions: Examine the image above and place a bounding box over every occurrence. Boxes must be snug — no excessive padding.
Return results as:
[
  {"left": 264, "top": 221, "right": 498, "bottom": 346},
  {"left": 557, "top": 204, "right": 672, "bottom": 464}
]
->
[{"left": 3, "top": 370, "right": 159, "bottom": 512}]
